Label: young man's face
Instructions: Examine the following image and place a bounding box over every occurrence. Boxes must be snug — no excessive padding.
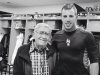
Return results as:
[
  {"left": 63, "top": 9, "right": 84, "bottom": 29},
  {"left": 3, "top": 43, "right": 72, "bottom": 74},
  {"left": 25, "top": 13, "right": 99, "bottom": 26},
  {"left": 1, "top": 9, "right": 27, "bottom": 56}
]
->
[
  {"left": 61, "top": 8, "right": 77, "bottom": 31},
  {"left": 34, "top": 27, "right": 51, "bottom": 47}
]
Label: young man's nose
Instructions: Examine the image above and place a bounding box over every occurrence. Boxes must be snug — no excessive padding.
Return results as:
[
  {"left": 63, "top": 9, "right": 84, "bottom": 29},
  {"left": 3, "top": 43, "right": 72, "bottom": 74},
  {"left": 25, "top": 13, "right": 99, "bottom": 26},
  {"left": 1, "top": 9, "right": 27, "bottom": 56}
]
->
[{"left": 66, "top": 17, "right": 71, "bottom": 21}]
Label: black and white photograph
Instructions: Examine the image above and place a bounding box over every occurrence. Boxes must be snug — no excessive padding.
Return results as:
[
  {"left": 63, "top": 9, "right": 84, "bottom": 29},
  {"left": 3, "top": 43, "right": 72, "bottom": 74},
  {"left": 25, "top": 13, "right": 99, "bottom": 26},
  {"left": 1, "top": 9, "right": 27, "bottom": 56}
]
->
[{"left": 0, "top": 0, "right": 100, "bottom": 75}]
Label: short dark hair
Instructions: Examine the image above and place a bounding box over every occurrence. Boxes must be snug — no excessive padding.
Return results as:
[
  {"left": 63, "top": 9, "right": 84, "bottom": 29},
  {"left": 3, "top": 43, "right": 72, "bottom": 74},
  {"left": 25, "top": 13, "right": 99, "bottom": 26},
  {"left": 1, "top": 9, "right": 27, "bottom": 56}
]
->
[{"left": 61, "top": 3, "right": 77, "bottom": 14}]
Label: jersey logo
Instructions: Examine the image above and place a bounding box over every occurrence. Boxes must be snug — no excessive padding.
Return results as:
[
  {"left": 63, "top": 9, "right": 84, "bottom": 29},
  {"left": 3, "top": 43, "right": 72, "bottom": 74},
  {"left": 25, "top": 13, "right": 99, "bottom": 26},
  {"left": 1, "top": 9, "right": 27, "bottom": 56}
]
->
[{"left": 66, "top": 38, "right": 70, "bottom": 46}]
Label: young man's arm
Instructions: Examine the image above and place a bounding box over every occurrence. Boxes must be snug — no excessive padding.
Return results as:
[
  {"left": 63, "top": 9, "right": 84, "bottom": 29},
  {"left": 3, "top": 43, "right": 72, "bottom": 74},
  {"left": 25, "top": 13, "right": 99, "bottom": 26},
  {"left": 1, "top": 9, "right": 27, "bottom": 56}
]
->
[
  {"left": 89, "top": 62, "right": 99, "bottom": 75},
  {"left": 86, "top": 32, "right": 99, "bottom": 75}
]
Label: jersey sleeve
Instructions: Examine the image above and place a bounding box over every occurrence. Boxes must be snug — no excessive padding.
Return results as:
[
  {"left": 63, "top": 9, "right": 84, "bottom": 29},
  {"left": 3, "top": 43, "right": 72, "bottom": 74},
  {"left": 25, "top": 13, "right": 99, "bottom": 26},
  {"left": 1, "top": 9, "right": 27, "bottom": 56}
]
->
[{"left": 86, "top": 32, "right": 99, "bottom": 63}]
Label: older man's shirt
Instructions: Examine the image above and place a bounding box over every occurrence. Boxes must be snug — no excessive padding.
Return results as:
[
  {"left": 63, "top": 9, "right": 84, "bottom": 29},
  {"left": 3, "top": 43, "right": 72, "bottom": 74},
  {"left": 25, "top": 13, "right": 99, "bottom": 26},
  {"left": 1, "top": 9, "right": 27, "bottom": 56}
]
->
[{"left": 29, "top": 43, "right": 49, "bottom": 75}]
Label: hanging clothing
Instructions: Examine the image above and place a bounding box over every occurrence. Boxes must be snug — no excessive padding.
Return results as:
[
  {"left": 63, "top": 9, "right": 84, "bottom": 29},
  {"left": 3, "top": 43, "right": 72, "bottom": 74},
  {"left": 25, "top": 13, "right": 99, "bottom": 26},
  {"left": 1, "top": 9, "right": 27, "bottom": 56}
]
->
[
  {"left": 0, "top": 33, "right": 4, "bottom": 42},
  {"left": 1, "top": 33, "right": 10, "bottom": 56},
  {"left": 11, "top": 33, "right": 24, "bottom": 64},
  {"left": 0, "top": 43, "right": 4, "bottom": 57},
  {"left": 0, "top": 43, "right": 5, "bottom": 71},
  {"left": 0, "top": 33, "right": 10, "bottom": 71}
]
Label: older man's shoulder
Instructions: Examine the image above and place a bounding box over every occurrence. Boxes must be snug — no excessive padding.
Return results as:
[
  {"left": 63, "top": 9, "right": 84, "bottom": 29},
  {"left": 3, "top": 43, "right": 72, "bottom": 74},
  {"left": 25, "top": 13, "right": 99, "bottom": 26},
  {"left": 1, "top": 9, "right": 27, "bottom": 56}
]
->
[{"left": 17, "top": 43, "right": 31, "bottom": 52}]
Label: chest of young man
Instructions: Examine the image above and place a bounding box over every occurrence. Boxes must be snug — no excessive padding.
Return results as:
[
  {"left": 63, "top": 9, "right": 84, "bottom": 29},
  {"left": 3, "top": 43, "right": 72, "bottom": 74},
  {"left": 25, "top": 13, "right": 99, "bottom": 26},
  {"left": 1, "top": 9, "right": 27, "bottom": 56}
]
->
[{"left": 56, "top": 30, "right": 87, "bottom": 53}]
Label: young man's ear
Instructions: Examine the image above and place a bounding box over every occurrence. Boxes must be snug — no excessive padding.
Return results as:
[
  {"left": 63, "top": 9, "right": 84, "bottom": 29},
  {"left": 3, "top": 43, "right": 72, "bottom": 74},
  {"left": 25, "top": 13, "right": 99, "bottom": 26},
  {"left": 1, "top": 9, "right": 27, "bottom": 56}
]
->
[{"left": 76, "top": 14, "right": 78, "bottom": 18}]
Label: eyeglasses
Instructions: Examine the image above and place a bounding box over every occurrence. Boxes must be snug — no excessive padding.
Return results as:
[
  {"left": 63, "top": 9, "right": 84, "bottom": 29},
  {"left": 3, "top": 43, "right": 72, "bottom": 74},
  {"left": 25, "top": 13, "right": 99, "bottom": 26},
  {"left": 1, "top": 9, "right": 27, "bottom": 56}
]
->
[{"left": 36, "top": 31, "right": 51, "bottom": 36}]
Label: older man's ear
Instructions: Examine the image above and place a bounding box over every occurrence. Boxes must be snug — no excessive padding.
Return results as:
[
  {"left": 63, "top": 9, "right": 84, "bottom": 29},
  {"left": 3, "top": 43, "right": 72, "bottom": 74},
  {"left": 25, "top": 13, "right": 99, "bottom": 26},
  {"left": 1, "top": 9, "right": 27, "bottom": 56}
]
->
[
  {"left": 30, "top": 36, "right": 34, "bottom": 41},
  {"left": 29, "top": 31, "right": 35, "bottom": 41}
]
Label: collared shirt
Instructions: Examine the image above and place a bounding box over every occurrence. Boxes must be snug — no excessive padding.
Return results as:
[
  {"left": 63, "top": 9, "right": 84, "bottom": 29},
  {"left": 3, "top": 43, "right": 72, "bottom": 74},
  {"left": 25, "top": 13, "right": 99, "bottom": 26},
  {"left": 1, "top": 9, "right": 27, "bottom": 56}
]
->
[{"left": 29, "top": 41, "right": 49, "bottom": 75}]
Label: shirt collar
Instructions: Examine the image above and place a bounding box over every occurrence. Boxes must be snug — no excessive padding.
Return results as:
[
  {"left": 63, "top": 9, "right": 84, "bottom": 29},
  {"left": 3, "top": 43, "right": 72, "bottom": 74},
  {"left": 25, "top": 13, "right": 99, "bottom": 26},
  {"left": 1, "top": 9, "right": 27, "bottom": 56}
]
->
[{"left": 29, "top": 41, "right": 49, "bottom": 54}]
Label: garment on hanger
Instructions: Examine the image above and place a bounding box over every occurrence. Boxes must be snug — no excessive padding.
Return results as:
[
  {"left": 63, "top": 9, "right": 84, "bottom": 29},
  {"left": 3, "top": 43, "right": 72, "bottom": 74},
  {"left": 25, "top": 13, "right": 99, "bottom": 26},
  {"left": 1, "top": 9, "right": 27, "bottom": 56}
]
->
[
  {"left": 1, "top": 33, "right": 10, "bottom": 49},
  {"left": 11, "top": 32, "right": 24, "bottom": 64},
  {"left": 0, "top": 33, "right": 10, "bottom": 58},
  {"left": 0, "top": 33, "right": 4, "bottom": 42},
  {"left": 0, "top": 43, "right": 4, "bottom": 56},
  {"left": 0, "top": 40, "right": 6, "bottom": 71}
]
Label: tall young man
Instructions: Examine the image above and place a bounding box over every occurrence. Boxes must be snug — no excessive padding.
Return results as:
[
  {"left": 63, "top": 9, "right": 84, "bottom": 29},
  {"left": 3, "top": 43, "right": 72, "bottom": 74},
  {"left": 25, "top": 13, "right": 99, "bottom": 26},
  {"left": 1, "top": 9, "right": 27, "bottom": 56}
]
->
[{"left": 52, "top": 4, "right": 99, "bottom": 75}]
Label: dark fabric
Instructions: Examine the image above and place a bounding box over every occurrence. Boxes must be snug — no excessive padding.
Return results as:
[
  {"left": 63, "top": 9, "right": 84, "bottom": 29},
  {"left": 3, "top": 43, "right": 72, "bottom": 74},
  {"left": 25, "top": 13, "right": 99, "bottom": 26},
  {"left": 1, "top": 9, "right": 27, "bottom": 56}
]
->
[
  {"left": 0, "top": 43, "right": 4, "bottom": 56},
  {"left": 52, "top": 61, "right": 90, "bottom": 75},
  {"left": 0, "top": 43, "right": 5, "bottom": 71},
  {"left": 0, "top": 44, "right": 7, "bottom": 71},
  {"left": 52, "top": 28, "right": 99, "bottom": 75},
  {"left": 1, "top": 33, "right": 10, "bottom": 56},
  {"left": 0, "top": 34, "right": 10, "bottom": 71},
  {"left": 27, "top": 35, "right": 32, "bottom": 43},
  {"left": 13, "top": 42, "right": 56, "bottom": 75}
]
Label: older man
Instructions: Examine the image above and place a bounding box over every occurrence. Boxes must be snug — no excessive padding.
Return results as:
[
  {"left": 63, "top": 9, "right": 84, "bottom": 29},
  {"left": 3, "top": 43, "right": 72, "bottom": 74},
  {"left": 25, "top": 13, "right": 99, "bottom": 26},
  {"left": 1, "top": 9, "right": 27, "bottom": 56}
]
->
[{"left": 13, "top": 23, "right": 56, "bottom": 75}]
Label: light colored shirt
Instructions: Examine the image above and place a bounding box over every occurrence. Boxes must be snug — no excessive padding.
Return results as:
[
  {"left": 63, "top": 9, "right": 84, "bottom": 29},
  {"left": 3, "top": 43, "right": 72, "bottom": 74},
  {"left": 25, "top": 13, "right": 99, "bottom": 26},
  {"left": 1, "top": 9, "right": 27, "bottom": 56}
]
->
[{"left": 30, "top": 41, "right": 49, "bottom": 75}]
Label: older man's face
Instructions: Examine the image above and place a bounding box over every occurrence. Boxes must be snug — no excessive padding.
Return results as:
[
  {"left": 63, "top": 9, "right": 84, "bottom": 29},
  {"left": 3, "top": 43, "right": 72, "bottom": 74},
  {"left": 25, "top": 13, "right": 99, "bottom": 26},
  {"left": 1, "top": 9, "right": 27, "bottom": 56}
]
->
[{"left": 34, "top": 26, "right": 51, "bottom": 47}]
